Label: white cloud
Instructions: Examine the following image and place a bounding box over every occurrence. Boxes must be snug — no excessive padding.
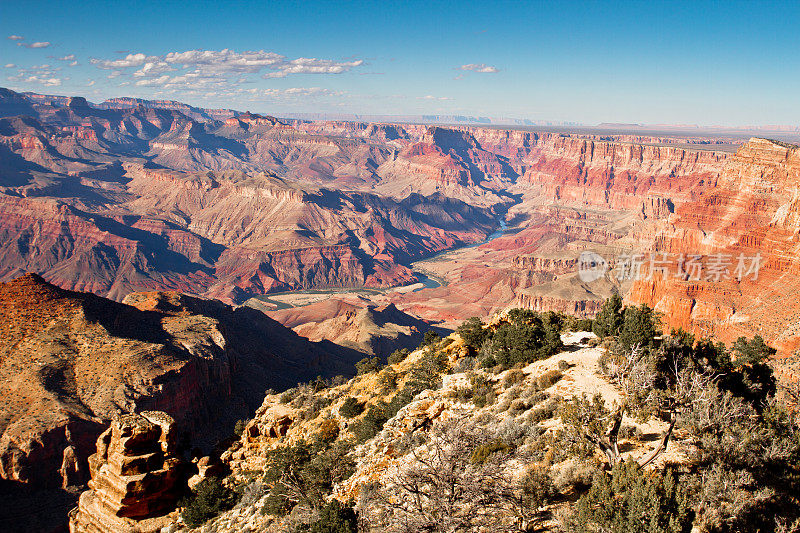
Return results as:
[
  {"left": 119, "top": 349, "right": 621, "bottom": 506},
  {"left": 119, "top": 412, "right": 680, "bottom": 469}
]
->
[
  {"left": 18, "top": 41, "right": 51, "bottom": 49},
  {"left": 164, "top": 49, "right": 284, "bottom": 73},
  {"left": 87, "top": 79, "right": 96, "bottom": 86},
  {"left": 459, "top": 63, "right": 499, "bottom": 73},
  {"left": 69, "top": 61, "right": 78, "bottom": 67},
  {"left": 419, "top": 95, "right": 452, "bottom": 101},
  {"left": 91, "top": 53, "right": 156, "bottom": 69},
  {"left": 132, "top": 61, "right": 175, "bottom": 77},
  {"left": 4, "top": 63, "right": 15, "bottom": 68},
  {"left": 7, "top": 35, "right": 23, "bottom": 41},
  {"left": 16, "top": 75, "right": 62, "bottom": 86},
  {"left": 54, "top": 54, "right": 76, "bottom": 61},
  {"left": 135, "top": 75, "right": 170, "bottom": 87},
  {"left": 263, "top": 58, "right": 363, "bottom": 78},
  {"left": 90, "top": 48, "right": 364, "bottom": 89}
]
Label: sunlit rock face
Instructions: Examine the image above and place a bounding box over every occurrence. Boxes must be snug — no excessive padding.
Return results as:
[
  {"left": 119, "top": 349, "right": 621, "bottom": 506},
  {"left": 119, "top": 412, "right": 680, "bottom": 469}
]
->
[{"left": 69, "top": 411, "right": 183, "bottom": 533}]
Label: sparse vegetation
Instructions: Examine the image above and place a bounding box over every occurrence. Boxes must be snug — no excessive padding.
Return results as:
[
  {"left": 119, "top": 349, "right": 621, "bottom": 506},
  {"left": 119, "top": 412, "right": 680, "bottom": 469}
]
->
[{"left": 181, "top": 476, "right": 239, "bottom": 527}]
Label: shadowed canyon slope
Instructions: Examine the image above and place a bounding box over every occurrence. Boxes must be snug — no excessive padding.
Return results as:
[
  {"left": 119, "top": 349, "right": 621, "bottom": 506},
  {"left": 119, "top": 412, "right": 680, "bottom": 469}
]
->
[{"left": 0, "top": 273, "right": 362, "bottom": 495}]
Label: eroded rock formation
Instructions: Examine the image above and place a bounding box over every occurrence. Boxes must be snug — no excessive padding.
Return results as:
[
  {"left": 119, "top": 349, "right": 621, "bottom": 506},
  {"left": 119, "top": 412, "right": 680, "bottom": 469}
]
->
[{"left": 69, "top": 411, "right": 183, "bottom": 533}]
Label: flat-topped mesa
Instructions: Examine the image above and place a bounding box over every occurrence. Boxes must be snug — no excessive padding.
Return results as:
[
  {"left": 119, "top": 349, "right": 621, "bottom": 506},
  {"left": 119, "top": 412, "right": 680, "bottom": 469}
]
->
[{"left": 69, "top": 411, "right": 184, "bottom": 533}]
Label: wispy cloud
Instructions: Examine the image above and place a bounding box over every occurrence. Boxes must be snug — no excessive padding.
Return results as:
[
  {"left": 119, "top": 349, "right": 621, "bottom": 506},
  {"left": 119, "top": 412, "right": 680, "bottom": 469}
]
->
[
  {"left": 53, "top": 54, "right": 76, "bottom": 61},
  {"left": 18, "top": 41, "right": 51, "bottom": 49},
  {"left": 4, "top": 63, "right": 16, "bottom": 68},
  {"left": 418, "top": 95, "right": 452, "bottom": 101},
  {"left": 459, "top": 63, "right": 499, "bottom": 73},
  {"left": 7, "top": 35, "right": 24, "bottom": 41}
]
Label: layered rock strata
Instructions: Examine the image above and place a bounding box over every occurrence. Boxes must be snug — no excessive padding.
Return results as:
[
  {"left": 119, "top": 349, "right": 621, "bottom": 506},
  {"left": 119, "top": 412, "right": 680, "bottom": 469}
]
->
[{"left": 69, "top": 411, "right": 182, "bottom": 533}]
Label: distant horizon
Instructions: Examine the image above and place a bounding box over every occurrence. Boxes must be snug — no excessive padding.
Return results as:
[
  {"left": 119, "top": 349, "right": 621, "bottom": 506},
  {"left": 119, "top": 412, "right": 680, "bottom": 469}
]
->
[
  {"left": 5, "top": 86, "right": 800, "bottom": 138},
  {"left": 2, "top": 1, "right": 799, "bottom": 126}
]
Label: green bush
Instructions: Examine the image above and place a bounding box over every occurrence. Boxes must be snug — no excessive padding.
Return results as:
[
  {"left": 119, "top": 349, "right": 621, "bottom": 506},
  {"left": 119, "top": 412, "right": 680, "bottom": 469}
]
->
[
  {"left": 617, "top": 304, "right": 660, "bottom": 352},
  {"left": 469, "top": 373, "right": 496, "bottom": 408},
  {"left": 234, "top": 418, "right": 248, "bottom": 437},
  {"left": 387, "top": 348, "right": 411, "bottom": 365},
  {"left": 262, "top": 441, "right": 355, "bottom": 517},
  {"left": 338, "top": 397, "right": 364, "bottom": 418},
  {"left": 457, "top": 317, "right": 490, "bottom": 354},
  {"left": 423, "top": 330, "right": 441, "bottom": 346},
  {"left": 355, "top": 356, "right": 382, "bottom": 375},
  {"left": 351, "top": 403, "right": 389, "bottom": 443},
  {"left": 470, "top": 439, "right": 511, "bottom": 464},
  {"left": 567, "top": 461, "right": 693, "bottom": 533},
  {"left": 307, "top": 499, "right": 358, "bottom": 533},
  {"left": 378, "top": 367, "right": 398, "bottom": 390},
  {"left": 593, "top": 293, "right": 624, "bottom": 338},
  {"left": 181, "top": 476, "right": 239, "bottom": 527}
]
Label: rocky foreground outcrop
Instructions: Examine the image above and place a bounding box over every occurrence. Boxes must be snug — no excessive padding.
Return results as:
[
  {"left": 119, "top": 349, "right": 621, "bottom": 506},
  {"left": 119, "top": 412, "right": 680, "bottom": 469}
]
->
[
  {"left": 0, "top": 273, "right": 362, "bottom": 531},
  {"left": 69, "top": 411, "right": 183, "bottom": 533}
]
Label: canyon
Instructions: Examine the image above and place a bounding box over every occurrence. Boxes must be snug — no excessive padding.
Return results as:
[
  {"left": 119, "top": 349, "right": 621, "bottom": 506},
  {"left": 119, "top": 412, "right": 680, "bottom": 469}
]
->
[
  {"left": 3, "top": 87, "right": 800, "bottom": 530},
  {"left": 4, "top": 87, "right": 800, "bottom": 361}
]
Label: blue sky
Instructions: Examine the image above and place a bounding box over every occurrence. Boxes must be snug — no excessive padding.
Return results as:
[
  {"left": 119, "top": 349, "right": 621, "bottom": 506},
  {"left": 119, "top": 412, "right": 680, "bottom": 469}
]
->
[{"left": 1, "top": 0, "right": 799, "bottom": 125}]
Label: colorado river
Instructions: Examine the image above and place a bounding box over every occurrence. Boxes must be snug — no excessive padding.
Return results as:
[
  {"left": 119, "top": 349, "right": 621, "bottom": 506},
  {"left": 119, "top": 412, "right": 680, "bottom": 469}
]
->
[{"left": 247, "top": 217, "right": 508, "bottom": 311}]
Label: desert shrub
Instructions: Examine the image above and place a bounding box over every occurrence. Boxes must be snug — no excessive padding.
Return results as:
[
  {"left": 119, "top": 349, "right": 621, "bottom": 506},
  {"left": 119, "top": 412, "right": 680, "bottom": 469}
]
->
[
  {"left": 234, "top": 418, "right": 249, "bottom": 437},
  {"left": 558, "top": 360, "right": 571, "bottom": 371},
  {"left": 587, "top": 337, "right": 601, "bottom": 347},
  {"left": 528, "top": 399, "right": 559, "bottom": 423},
  {"left": 469, "top": 373, "right": 496, "bottom": 408},
  {"left": 552, "top": 460, "right": 596, "bottom": 494},
  {"left": 387, "top": 348, "right": 410, "bottom": 365},
  {"left": 407, "top": 346, "right": 447, "bottom": 391},
  {"left": 378, "top": 367, "right": 398, "bottom": 391},
  {"left": 319, "top": 419, "right": 339, "bottom": 443},
  {"left": 262, "top": 440, "right": 355, "bottom": 517},
  {"left": 470, "top": 438, "right": 511, "bottom": 464},
  {"left": 619, "top": 424, "right": 643, "bottom": 440},
  {"left": 509, "top": 399, "right": 531, "bottom": 414},
  {"left": 505, "top": 384, "right": 523, "bottom": 401},
  {"left": 593, "top": 293, "right": 624, "bottom": 338},
  {"left": 565, "top": 461, "right": 693, "bottom": 533},
  {"left": 503, "top": 368, "right": 526, "bottom": 387},
  {"left": 423, "top": 330, "right": 441, "bottom": 346},
  {"left": 306, "top": 499, "right": 358, "bottom": 533},
  {"left": 496, "top": 418, "right": 530, "bottom": 445},
  {"left": 279, "top": 389, "right": 295, "bottom": 404},
  {"left": 351, "top": 403, "right": 389, "bottom": 443},
  {"left": 298, "top": 395, "right": 331, "bottom": 421},
  {"left": 452, "top": 355, "right": 476, "bottom": 373},
  {"left": 338, "top": 397, "right": 364, "bottom": 418},
  {"left": 457, "top": 317, "right": 490, "bottom": 354},
  {"left": 355, "top": 357, "right": 382, "bottom": 375},
  {"left": 528, "top": 389, "right": 550, "bottom": 404},
  {"left": 535, "top": 369, "right": 563, "bottom": 390},
  {"left": 181, "top": 476, "right": 239, "bottom": 527}
]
